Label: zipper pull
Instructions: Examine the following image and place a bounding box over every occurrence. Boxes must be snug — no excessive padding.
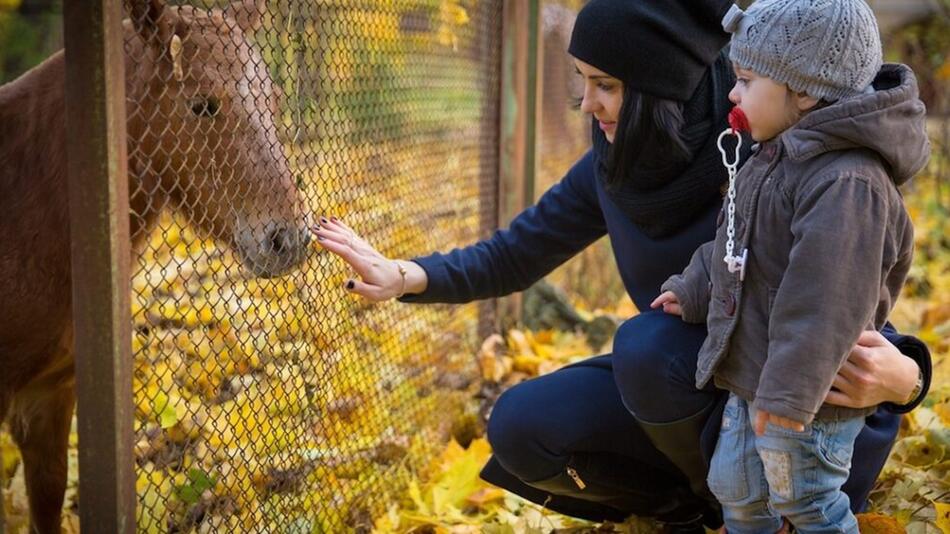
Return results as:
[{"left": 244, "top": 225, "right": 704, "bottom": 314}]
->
[{"left": 566, "top": 467, "right": 586, "bottom": 490}]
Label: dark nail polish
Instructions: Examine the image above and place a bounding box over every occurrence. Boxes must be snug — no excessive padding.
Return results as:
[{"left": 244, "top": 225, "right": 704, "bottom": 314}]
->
[
  {"left": 330, "top": 216, "right": 339, "bottom": 222},
  {"left": 345, "top": 280, "right": 355, "bottom": 290},
  {"left": 317, "top": 236, "right": 324, "bottom": 241}
]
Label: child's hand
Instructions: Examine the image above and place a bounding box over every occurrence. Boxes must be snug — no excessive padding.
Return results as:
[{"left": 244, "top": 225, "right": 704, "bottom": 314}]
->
[
  {"left": 650, "top": 291, "right": 682, "bottom": 316},
  {"left": 754, "top": 410, "right": 805, "bottom": 436}
]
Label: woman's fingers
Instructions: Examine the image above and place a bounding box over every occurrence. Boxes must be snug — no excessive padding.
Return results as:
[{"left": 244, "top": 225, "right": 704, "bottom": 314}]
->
[
  {"left": 312, "top": 223, "right": 380, "bottom": 267},
  {"left": 344, "top": 278, "right": 388, "bottom": 302},
  {"left": 831, "top": 371, "right": 854, "bottom": 394},
  {"left": 824, "top": 389, "right": 860, "bottom": 408},
  {"left": 846, "top": 344, "right": 873, "bottom": 368},
  {"left": 313, "top": 226, "right": 350, "bottom": 245},
  {"left": 836, "top": 359, "right": 861, "bottom": 382},
  {"left": 856, "top": 329, "right": 888, "bottom": 348},
  {"left": 314, "top": 234, "right": 373, "bottom": 278},
  {"left": 317, "top": 217, "right": 382, "bottom": 258},
  {"left": 320, "top": 216, "right": 358, "bottom": 241}
]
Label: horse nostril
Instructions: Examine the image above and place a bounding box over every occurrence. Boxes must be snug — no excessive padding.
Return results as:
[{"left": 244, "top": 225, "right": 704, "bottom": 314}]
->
[{"left": 269, "top": 227, "right": 290, "bottom": 255}]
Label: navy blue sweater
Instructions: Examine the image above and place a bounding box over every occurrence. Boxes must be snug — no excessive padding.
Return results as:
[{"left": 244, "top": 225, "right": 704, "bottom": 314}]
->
[
  {"left": 404, "top": 150, "right": 720, "bottom": 311},
  {"left": 402, "top": 149, "right": 931, "bottom": 413}
]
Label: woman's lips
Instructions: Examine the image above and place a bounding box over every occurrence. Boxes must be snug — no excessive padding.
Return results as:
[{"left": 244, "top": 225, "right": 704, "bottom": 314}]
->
[{"left": 599, "top": 121, "right": 616, "bottom": 132}]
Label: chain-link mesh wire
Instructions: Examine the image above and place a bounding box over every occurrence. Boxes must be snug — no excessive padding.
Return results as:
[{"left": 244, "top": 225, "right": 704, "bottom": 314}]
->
[
  {"left": 124, "top": 1, "right": 500, "bottom": 531},
  {"left": 536, "top": 0, "right": 626, "bottom": 311}
]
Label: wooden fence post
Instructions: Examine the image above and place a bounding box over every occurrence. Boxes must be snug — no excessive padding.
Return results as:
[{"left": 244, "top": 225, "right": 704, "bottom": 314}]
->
[
  {"left": 497, "top": 0, "right": 542, "bottom": 331},
  {"left": 64, "top": 0, "right": 135, "bottom": 530}
]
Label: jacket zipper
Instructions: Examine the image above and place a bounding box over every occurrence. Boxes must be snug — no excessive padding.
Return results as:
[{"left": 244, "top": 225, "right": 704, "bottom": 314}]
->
[{"left": 566, "top": 466, "right": 586, "bottom": 490}]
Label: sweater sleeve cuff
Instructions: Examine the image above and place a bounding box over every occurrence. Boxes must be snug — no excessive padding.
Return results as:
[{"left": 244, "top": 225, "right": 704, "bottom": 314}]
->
[
  {"left": 881, "top": 335, "right": 931, "bottom": 414},
  {"left": 396, "top": 256, "right": 445, "bottom": 304}
]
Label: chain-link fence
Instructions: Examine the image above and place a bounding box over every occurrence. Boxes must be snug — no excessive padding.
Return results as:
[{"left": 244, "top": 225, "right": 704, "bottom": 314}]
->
[{"left": 121, "top": 1, "right": 500, "bottom": 531}]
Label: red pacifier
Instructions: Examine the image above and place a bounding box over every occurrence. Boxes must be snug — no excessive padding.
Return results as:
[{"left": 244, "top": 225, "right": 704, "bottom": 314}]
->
[{"left": 728, "top": 106, "right": 750, "bottom": 134}]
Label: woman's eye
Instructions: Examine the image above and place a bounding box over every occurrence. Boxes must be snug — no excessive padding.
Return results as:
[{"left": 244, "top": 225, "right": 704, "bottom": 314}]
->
[
  {"left": 598, "top": 83, "right": 615, "bottom": 92},
  {"left": 188, "top": 96, "right": 220, "bottom": 117}
]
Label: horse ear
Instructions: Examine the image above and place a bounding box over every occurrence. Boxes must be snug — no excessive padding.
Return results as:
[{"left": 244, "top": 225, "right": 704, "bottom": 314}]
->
[
  {"left": 169, "top": 34, "right": 184, "bottom": 82},
  {"left": 127, "top": 0, "right": 167, "bottom": 41},
  {"left": 225, "top": 0, "right": 264, "bottom": 34}
]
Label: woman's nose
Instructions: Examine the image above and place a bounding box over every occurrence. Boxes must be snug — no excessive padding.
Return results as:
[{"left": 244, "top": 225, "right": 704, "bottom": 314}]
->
[{"left": 579, "top": 88, "right": 599, "bottom": 114}]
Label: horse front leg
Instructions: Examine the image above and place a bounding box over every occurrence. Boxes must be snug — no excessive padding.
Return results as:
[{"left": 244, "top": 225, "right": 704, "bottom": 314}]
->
[{"left": 9, "top": 383, "right": 74, "bottom": 534}]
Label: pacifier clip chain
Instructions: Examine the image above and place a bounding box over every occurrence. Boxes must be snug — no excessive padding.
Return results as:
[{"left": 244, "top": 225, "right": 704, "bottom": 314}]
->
[{"left": 718, "top": 107, "right": 749, "bottom": 281}]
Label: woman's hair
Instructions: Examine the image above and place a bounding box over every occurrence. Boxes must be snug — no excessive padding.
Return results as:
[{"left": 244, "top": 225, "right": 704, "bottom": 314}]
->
[{"left": 605, "top": 85, "right": 690, "bottom": 187}]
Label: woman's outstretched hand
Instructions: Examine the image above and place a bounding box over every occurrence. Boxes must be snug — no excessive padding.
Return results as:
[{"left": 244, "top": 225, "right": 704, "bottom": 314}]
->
[
  {"left": 824, "top": 330, "right": 921, "bottom": 408},
  {"left": 311, "top": 216, "right": 427, "bottom": 301},
  {"left": 650, "top": 291, "right": 682, "bottom": 316}
]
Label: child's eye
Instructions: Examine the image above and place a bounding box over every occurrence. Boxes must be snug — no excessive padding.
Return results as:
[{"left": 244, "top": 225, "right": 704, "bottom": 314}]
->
[{"left": 737, "top": 78, "right": 749, "bottom": 85}]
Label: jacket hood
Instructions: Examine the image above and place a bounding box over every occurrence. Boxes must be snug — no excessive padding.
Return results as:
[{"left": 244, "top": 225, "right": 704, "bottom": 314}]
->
[{"left": 782, "top": 63, "right": 931, "bottom": 186}]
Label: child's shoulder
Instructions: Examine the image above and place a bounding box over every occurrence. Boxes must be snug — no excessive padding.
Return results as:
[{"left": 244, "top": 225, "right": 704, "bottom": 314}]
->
[{"left": 778, "top": 143, "right": 899, "bottom": 199}]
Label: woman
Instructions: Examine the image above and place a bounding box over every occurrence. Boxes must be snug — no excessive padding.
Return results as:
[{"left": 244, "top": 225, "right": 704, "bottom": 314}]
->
[{"left": 314, "top": 0, "right": 931, "bottom": 531}]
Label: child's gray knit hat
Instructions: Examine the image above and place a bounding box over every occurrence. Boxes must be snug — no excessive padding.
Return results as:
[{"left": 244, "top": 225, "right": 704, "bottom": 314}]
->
[{"left": 722, "top": 0, "right": 882, "bottom": 101}]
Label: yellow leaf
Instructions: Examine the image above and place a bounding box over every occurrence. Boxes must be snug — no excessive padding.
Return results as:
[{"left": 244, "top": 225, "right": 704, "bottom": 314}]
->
[
  {"left": 937, "top": 60, "right": 950, "bottom": 82},
  {"left": 506, "top": 329, "right": 534, "bottom": 357},
  {"left": 857, "top": 513, "right": 907, "bottom": 533},
  {"left": 1, "top": 430, "right": 21, "bottom": 480},
  {"left": 936, "top": 503, "right": 950, "bottom": 534},
  {"left": 512, "top": 354, "right": 543, "bottom": 375},
  {"left": 408, "top": 479, "right": 428, "bottom": 515},
  {"left": 465, "top": 487, "right": 505, "bottom": 507}
]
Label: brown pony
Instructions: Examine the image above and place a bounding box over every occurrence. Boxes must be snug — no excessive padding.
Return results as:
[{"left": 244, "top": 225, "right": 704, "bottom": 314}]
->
[{"left": 0, "top": 0, "right": 310, "bottom": 530}]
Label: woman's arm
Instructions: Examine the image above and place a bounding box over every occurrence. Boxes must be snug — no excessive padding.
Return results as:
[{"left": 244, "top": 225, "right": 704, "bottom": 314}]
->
[
  {"left": 314, "top": 151, "right": 608, "bottom": 303},
  {"left": 824, "top": 328, "right": 931, "bottom": 412}
]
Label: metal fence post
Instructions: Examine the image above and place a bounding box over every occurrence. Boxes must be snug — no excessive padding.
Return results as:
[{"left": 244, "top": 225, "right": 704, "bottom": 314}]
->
[
  {"left": 64, "top": 0, "right": 135, "bottom": 531},
  {"left": 498, "top": 0, "right": 542, "bottom": 330}
]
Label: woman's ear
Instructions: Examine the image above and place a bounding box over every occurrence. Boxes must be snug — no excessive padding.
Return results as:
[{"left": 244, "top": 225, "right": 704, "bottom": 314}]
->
[{"left": 794, "top": 92, "right": 820, "bottom": 112}]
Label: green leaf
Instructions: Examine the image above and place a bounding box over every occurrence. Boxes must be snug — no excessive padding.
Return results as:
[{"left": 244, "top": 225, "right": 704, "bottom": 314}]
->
[
  {"left": 152, "top": 392, "right": 179, "bottom": 429},
  {"left": 187, "top": 468, "right": 216, "bottom": 494},
  {"left": 176, "top": 484, "right": 200, "bottom": 504}
]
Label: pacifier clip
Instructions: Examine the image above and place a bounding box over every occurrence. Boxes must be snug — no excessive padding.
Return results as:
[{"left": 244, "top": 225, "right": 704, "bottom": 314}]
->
[{"left": 718, "top": 107, "right": 749, "bottom": 281}]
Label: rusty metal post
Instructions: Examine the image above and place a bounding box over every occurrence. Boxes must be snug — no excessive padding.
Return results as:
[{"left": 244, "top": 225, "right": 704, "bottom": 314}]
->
[
  {"left": 497, "top": 0, "right": 542, "bottom": 331},
  {"left": 64, "top": 0, "right": 135, "bottom": 531}
]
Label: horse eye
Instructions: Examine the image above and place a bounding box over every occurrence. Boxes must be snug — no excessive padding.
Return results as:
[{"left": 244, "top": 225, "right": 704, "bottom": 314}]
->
[{"left": 188, "top": 96, "right": 220, "bottom": 118}]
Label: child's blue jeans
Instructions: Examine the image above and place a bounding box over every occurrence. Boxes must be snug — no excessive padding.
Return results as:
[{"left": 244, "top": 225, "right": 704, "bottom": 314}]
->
[{"left": 707, "top": 394, "right": 864, "bottom": 534}]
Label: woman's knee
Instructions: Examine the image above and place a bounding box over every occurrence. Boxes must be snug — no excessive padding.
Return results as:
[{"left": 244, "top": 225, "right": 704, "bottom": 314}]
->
[
  {"left": 485, "top": 382, "right": 558, "bottom": 479},
  {"left": 611, "top": 313, "right": 707, "bottom": 419},
  {"left": 486, "top": 386, "right": 529, "bottom": 456}
]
